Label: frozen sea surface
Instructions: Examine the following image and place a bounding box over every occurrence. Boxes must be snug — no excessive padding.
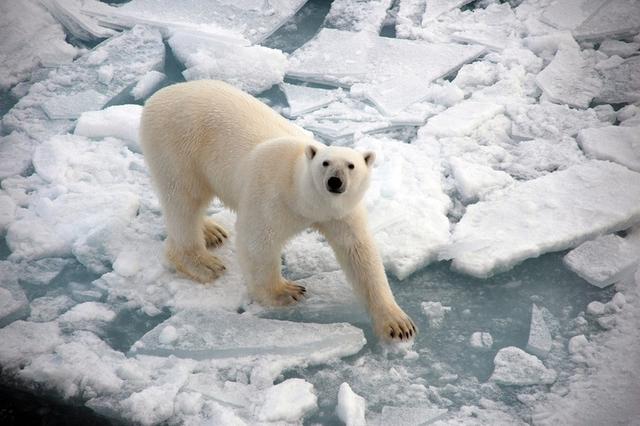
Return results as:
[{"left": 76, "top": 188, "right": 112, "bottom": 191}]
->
[{"left": 1, "top": 0, "right": 640, "bottom": 424}]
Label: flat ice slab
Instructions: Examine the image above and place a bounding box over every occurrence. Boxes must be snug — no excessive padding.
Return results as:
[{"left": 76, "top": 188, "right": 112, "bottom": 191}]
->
[
  {"left": 84, "top": 0, "right": 307, "bottom": 44},
  {"left": 526, "top": 304, "right": 552, "bottom": 358},
  {"left": 596, "top": 56, "right": 640, "bottom": 104},
  {"left": 577, "top": 126, "right": 640, "bottom": 172},
  {"left": 130, "top": 310, "right": 366, "bottom": 361},
  {"left": 535, "top": 46, "right": 602, "bottom": 109},
  {"left": 574, "top": 0, "right": 640, "bottom": 41},
  {"left": 541, "top": 0, "right": 608, "bottom": 31},
  {"left": 287, "top": 28, "right": 485, "bottom": 87},
  {"left": 281, "top": 83, "right": 341, "bottom": 117},
  {"left": 446, "top": 160, "right": 640, "bottom": 278},
  {"left": 324, "top": 0, "right": 392, "bottom": 33},
  {"left": 449, "top": 157, "right": 513, "bottom": 203},
  {"left": 490, "top": 346, "right": 557, "bottom": 386},
  {"left": 2, "top": 26, "right": 164, "bottom": 140},
  {"left": 421, "top": 101, "right": 505, "bottom": 137},
  {"left": 563, "top": 234, "right": 640, "bottom": 288}
]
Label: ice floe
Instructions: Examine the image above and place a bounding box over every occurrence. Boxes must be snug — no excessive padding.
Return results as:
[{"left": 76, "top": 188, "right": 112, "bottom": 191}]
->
[
  {"left": 336, "top": 382, "right": 366, "bottom": 426},
  {"left": 258, "top": 378, "right": 318, "bottom": 422},
  {"left": 449, "top": 157, "right": 513, "bottom": 203},
  {"left": 421, "top": 101, "right": 505, "bottom": 137},
  {"left": 526, "top": 304, "right": 552, "bottom": 358},
  {"left": 131, "top": 70, "right": 166, "bottom": 101},
  {"left": 446, "top": 160, "right": 640, "bottom": 278},
  {"left": 490, "top": 346, "right": 557, "bottom": 386},
  {"left": 281, "top": 83, "right": 342, "bottom": 117},
  {"left": 564, "top": 234, "right": 640, "bottom": 288},
  {"left": 573, "top": 0, "right": 640, "bottom": 41},
  {"left": 469, "top": 332, "right": 493, "bottom": 351},
  {"left": 74, "top": 104, "right": 144, "bottom": 152},
  {"left": 577, "top": 125, "right": 640, "bottom": 172},
  {"left": 595, "top": 56, "right": 640, "bottom": 104}
]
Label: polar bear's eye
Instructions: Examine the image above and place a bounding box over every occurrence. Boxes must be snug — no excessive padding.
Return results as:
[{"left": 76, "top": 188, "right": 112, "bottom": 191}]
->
[
  {"left": 348, "top": 163, "right": 355, "bottom": 170},
  {"left": 322, "top": 161, "right": 329, "bottom": 167}
]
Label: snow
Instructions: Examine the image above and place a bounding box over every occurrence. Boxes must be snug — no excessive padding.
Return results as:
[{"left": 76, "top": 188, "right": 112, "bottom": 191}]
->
[
  {"left": 281, "top": 83, "right": 341, "bottom": 117},
  {"left": 74, "top": 105, "right": 144, "bottom": 152},
  {"left": 28, "top": 295, "right": 76, "bottom": 322},
  {"left": 526, "top": 304, "right": 552, "bottom": 358},
  {"left": 446, "top": 160, "right": 640, "bottom": 278},
  {"left": 421, "top": 101, "right": 505, "bottom": 137},
  {"left": 168, "top": 32, "right": 287, "bottom": 94},
  {"left": 130, "top": 310, "right": 366, "bottom": 361},
  {"left": 421, "top": 301, "right": 451, "bottom": 328},
  {"left": 489, "top": 346, "right": 557, "bottom": 386},
  {"left": 131, "top": 70, "right": 166, "bottom": 101},
  {"left": 535, "top": 45, "right": 602, "bottom": 109},
  {"left": 258, "top": 378, "right": 317, "bottom": 422},
  {"left": 324, "top": 0, "right": 393, "bottom": 33},
  {"left": 0, "top": 321, "right": 64, "bottom": 369},
  {"left": 469, "top": 332, "right": 493, "bottom": 351},
  {"left": 563, "top": 234, "right": 640, "bottom": 288},
  {"left": 0, "top": 0, "right": 77, "bottom": 90},
  {"left": 58, "top": 302, "right": 116, "bottom": 335},
  {"left": 449, "top": 157, "right": 513, "bottom": 203},
  {"left": 577, "top": 125, "right": 640, "bottom": 172},
  {"left": 335, "top": 382, "right": 366, "bottom": 426},
  {"left": 287, "top": 28, "right": 486, "bottom": 87}
]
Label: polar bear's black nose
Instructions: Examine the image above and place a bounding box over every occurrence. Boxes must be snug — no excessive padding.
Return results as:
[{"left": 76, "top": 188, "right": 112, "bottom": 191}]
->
[{"left": 327, "top": 176, "right": 343, "bottom": 193}]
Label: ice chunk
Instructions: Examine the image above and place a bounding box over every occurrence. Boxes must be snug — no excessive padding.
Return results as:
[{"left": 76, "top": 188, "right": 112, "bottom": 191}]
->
[
  {"left": 469, "top": 332, "right": 493, "bottom": 351},
  {"left": 449, "top": 157, "right": 513, "bottom": 203},
  {"left": 168, "top": 32, "right": 287, "bottom": 94},
  {"left": 0, "top": 0, "right": 77, "bottom": 90},
  {"left": 596, "top": 56, "right": 640, "bottom": 104},
  {"left": 507, "top": 103, "right": 610, "bottom": 141},
  {"left": 287, "top": 28, "right": 486, "bottom": 87},
  {"left": 535, "top": 46, "right": 602, "bottom": 109},
  {"left": 258, "top": 378, "right": 317, "bottom": 422},
  {"left": 2, "top": 26, "right": 164, "bottom": 140},
  {"left": 20, "top": 258, "right": 71, "bottom": 286},
  {"left": 587, "top": 300, "right": 606, "bottom": 316},
  {"left": 130, "top": 310, "right": 366, "bottom": 361},
  {"left": 421, "top": 101, "right": 505, "bottom": 137},
  {"left": 598, "top": 39, "right": 640, "bottom": 58},
  {"left": 0, "top": 132, "right": 36, "bottom": 179},
  {"left": 423, "top": 0, "right": 474, "bottom": 23},
  {"left": 0, "top": 321, "right": 63, "bottom": 369},
  {"left": 74, "top": 104, "right": 144, "bottom": 151},
  {"left": 41, "top": 0, "right": 116, "bottom": 41},
  {"left": 131, "top": 70, "right": 166, "bottom": 100},
  {"left": 526, "top": 304, "right": 552, "bottom": 358},
  {"left": 58, "top": 302, "right": 116, "bottom": 334},
  {"left": 84, "top": 0, "right": 307, "bottom": 44},
  {"left": 563, "top": 234, "right": 639, "bottom": 288},
  {"left": 540, "top": 0, "right": 607, "bottom": 31},
  {"left": 447, "top": 161, "right": 640, "bottom": 278},
  {"left": 0, "top": 263, "right": 29, "bottom": 327},
  {"left": 281, "top": 83, "right": 341, "bottom": 117},
  {"left": 28, "top": 295, "right": 76, "bottom": 322},
  {"left": 336, "top": 383, "right": 366, "bottom": 426},
  {"left": 577, "top": 126, "right": 640, "bottom": 172},
  {"left": 7, "top": 191, "right": 140, "bottom": 260},
  {"left": 489, "top": 347, "right": 557, "bottom": 386},
  {"left": 421, "top": 301, "right": 451, "bottom": 329},
  {"left": 0, "top": 193, "right": 17, "bottom": 233},
  {"left": 356, "top": 136, "right": 451, "bottom": 279},
  {"left": 324, "top": 0, "right": 393, "bottom": 33},
  {"left": 378, "top": 406, "right": 448, "bottom": 426},
  {"left": 574, "top": 0, "right": 640, "bottom": 41}
]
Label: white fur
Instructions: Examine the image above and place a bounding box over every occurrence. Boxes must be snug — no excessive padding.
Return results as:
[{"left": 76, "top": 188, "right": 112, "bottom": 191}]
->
[{"left": 140, "top": 80, "right": 416, "bottom": 341}]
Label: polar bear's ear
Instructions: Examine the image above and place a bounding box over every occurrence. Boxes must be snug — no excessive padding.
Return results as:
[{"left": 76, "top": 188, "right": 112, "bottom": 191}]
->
[
  {"left": 305, "top": 145, "right": 318, "bottom": 160},
  {"left": 363, "top": 151, "right": 376, "bottom": 167}
]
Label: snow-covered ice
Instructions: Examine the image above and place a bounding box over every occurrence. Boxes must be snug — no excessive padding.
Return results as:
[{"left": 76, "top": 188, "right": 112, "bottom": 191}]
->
[
  {"left": 573, "top": 0, "right": 640, "bottom": 41},
  {"left": 446, "top": 160, "right": 640, "bottom": 278},
  {"left": 421, "top": 301, "right": 451, "bottom": 329},
  {"left": 564, "top": 234, "right": 640, "bottom": 288},
  {"left": 449, "top": 157, "right": 513, "bottom": 203},
  {"left": 598, "top": 39, "right": 640, "bottom": 58},
  {"left": 422, "top": 0, "right": 474, "bottom": 24},
  {"left": 74, "top": 105, "right": 143, "bottom": 152},
  {"left": 577, "top": 125, "right": 640, "bottom": 172},
  {"left": 0, "top": 263, "right": 30, "bottom": 327},
  {"left": 336, "top": 382, "right": 366, "bottom": 426},
  {"left": 131, "top": 70, "right": 166, "bottom": 101},
  {"left": 526, "top": 304, "right": 552, "bottom": 358},
  {"left": 421, "top": 101, "right": 505, "bottom": 137},
  {"left": 596, "top": 56, "right": 640, "bottom": 104},
  {"left": 489, "top": 346, "right": 557, "bottom": 386},
  {"left": 258, "top": 378, "right": 318, "bottom": 422},
  {"left": 324, "top": 0, "right": 392, "bottom": 33},
  {"left": 540, "top": 0, "right": 608, "bottom": 32}
]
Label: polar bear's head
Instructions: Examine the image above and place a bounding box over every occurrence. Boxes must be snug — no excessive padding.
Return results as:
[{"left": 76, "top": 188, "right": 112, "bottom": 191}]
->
[{"left": 303, "top": 144, "right": 375, "bottom": 215}]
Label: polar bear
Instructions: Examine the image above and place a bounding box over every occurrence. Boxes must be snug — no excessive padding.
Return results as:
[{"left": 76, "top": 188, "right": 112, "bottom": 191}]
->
[{"left": 140, "top": 80, "right": 416, "bottom": 341}]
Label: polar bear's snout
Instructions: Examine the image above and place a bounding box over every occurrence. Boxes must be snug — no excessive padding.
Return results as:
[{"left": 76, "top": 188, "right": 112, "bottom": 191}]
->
[{"left": 327, "top": 175, "right": 345, "bottom": 194}]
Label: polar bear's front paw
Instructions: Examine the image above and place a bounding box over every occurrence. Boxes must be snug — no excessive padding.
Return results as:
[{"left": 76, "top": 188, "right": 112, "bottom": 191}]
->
[
  {"left": 203, "top": 219, "right": 228, "bottom": 248},
  {"left": 260, "top": 279, "right": 306, "bottom": 306},
  {"left": 374, "top": 307, "right": 417, "bottom": 342},
  {"left": 169, "top": 249, "right": 226, "bottom": 283}
]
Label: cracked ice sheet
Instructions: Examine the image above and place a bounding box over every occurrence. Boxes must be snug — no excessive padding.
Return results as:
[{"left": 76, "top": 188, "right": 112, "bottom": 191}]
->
[
  {"left": 2, "top": 26, "right": 164, "bottom": 141},
  {"left": 540, "top": 0, "right": 608, "bottom": 31},
  {"left": 577, "top": 126, "right": 640, "bottom": 173},
  {"left": 356, "top": 136, "right": 451, "bottom": 280},
  {"left": 287, "top": 28, "right": 486, "bottom": 87},
  {"left": 84, "top": 0, "right": 307, "bottom": 44},
  {"left": 168, "top": 32, "right": 287, "bottom": 95},
  {"left": 574, "top": 0, "right": 640, "bottom": 41},
  {"left": 41, "top": 0, "right": 117, "bottom": 41},
  {"left": 535, "top": 45, "right": 602, "bottom": 109},
  {"left": 596, "top": 56, "right": 640, "bottom": 104},
  {"left": 445, "top": 160, "right": 640, "bottom": 278},
  {"left": 0, "top": 0, "right": 77, "bottom": 90},
  {"left": 324, "top": 0, "right": 393, "bottom": 33},
  {"left": 281, "top": 83, "right": 342, "bottom": 117}
]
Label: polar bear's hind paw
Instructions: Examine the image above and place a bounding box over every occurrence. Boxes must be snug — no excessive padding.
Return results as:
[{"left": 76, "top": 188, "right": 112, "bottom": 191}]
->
[{"left": 270, "top": 280, "right": 306, "bottom": 306}]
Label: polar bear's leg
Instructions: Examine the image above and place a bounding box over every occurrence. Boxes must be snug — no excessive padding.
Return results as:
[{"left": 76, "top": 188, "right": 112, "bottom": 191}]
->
[
  {"left": 316, "top": 206, "right": 417, "bottom": 341},
  {"left": 203, "top": 218, "right": 228, "bottom": 248},
  {"left": 161, "top": 188, "right": 226, "bottom": 283}
]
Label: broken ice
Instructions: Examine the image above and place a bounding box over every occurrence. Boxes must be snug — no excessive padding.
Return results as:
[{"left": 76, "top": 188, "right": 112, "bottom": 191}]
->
[
  {"left": 526, "top": 304, "right": 552, "bottom": 358},
  {"left": 490, "top": 346, "right": 557, "bottom": 386}
]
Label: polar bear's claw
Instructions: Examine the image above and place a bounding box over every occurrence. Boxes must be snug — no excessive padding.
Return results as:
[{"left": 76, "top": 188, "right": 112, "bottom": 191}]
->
[
  {"left": 203, "top": 219, "right": 228, "bottom": 248},
  {"left": 377, "top": 309, "right": 418, "bottom": 342},
  {"left": 270, "top": 280, "right": 306, "bottom": 306}
]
